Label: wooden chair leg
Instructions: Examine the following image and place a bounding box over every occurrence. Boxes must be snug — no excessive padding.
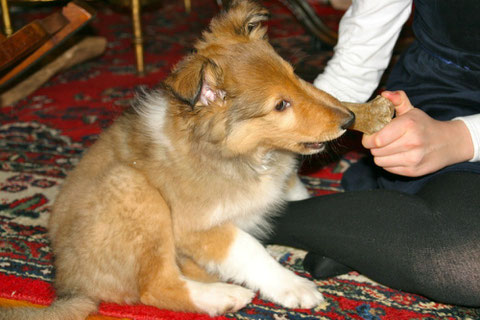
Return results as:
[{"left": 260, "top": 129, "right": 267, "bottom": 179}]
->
[
  {"left": 1, "top": 0, "right": 13, "bottom": 36},
  {"left": 131, "top": 0, "right": 144, "bottom": 75}
]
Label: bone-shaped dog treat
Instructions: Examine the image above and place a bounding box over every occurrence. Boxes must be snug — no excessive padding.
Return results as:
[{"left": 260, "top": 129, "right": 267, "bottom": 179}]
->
[{"left": 342, "top": 95, "right": 395, "bottom": 135}]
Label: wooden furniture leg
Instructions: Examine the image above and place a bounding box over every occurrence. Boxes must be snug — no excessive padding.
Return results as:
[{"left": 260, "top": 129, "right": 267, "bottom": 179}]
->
[
  {"left": 1, "top": 0, "right": 13, "bottom": 36},
  {"left": 131, "top": 0, "right": 144, "bottom": 75},
  {"left": 129, "top": 0, "right": 191, "bottom": 75},
  {"left": 184, "top": 0, "right": 191, "bottom": 13}
]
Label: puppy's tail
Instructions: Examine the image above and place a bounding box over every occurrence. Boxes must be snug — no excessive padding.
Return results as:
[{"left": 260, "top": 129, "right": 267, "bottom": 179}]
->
[{"left": 0, "top": 295, "right": 98, "bottom": 320}]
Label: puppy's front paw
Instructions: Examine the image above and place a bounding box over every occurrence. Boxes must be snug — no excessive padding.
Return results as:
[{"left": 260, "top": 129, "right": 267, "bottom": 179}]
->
[
  {"left": 188, "top": 281, "right": 255, "bottom": 316},
  {"left": 263, "top": 272, "right": 324, "bottom": 309}
]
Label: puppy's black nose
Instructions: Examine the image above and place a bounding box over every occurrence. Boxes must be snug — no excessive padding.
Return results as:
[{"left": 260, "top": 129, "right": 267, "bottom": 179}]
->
[{"left": 341, "top": 111, "right": 355, "bottom": 130}]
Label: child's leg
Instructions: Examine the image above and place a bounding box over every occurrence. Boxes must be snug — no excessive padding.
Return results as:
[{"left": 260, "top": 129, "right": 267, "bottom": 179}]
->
[{"left": 267, "top": 172, "right": 480, "bottom": 307}]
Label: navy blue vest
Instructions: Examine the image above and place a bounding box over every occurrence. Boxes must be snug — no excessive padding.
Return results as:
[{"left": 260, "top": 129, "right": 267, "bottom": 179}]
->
[{"left": 414, "top": 0, "right": 480, "bottom": 59}]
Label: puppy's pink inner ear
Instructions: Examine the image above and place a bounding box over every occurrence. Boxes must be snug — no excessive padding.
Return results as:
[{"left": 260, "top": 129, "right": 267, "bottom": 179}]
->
[{"left": 199, "top": 82, "right": 226, "bottom": 106}]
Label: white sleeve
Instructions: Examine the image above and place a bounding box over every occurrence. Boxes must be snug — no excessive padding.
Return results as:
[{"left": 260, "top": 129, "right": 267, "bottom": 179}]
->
[
  {"left": 313, "top": 0, "right": 413, "bottom": 102},
  {"left": 454, "top": 114, "right": 480, "bottom": 162}
]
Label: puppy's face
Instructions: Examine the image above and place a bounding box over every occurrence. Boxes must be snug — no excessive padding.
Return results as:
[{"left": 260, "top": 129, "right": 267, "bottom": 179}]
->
[
  {"left": 219, "top": 41, "right": 353, "bottom": 155},
  {"left": 164, "top": 0, "right": 353, "bottom": 156}
]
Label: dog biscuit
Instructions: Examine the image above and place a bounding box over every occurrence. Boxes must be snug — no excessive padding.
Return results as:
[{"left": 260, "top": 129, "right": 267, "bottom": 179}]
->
[{"left": 342, "top": 95, "right": 395, "bottom": 135}]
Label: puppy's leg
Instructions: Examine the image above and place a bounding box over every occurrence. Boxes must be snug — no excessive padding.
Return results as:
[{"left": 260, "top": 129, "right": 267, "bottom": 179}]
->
[
  {"left": 135, "top": 218, "right": 254, "bottom": 316},
  {"left": 178, "top": 224, "right": 324, "bottom": 309},
  {"left": 139, "top": 254, "right": 254, "bottom": 315},
  {"left": 126, "top": 180, "right": 253, "bottom": 316},
  {"left": 140, "top": 254, "right": 254, "bottom": 316},
  {"left": 178, "top": 255, "right": 219, "bottom": 283}
]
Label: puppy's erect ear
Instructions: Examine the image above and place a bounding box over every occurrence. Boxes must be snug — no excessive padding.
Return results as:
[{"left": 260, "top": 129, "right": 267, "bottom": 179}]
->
[
  {"left": 164, "top": 55, "right": 225, "bottom": 109},
  {"left": 209, "top": 0, "right": 269, "bottom": 40}
]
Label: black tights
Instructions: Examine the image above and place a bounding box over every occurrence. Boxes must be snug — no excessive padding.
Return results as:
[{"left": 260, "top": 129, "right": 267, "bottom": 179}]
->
[{"left": 266, "top": 172, "right": 480, "bottom": 307}]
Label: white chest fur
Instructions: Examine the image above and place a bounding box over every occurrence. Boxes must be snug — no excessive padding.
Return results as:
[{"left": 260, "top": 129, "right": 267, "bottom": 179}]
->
[{"left": 205, "top": 152, "right": 297, "bottom": 237}]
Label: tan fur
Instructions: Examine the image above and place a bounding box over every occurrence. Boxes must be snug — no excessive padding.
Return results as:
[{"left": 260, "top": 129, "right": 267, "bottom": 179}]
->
[
  {"left": 179, "top": 257, "right": 219, "bottom": 283},
  {"left": 0, "top": 1, "right": 354, "bottom": 319}
]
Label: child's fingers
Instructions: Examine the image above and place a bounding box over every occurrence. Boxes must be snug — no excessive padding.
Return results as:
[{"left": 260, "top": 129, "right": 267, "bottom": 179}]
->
[{"left": 362, "top": 115, "right": 408, "bottom": 149}]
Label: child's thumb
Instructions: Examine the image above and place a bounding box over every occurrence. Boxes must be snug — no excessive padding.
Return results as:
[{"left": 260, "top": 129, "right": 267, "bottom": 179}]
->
[{"left": 381, "top": 90, "right": 414, "bottom": 116}]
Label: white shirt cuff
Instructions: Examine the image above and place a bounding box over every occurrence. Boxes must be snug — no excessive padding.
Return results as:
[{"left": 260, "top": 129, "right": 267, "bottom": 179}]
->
[{"left": 454, "top": 114, "right": 480, "bottom": 162}]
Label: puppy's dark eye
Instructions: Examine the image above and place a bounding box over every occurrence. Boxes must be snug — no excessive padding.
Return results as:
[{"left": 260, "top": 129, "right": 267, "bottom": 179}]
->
[
  {"left": 275, "top": 100, "right": 291, "bottom": 112},
  {"left": 247, "top": 22, "right": 258, "bottom": 33}
]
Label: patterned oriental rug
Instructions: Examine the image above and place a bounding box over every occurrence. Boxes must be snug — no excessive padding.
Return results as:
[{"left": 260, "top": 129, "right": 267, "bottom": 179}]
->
[{"left": 1, "top": 1, "right": 479, "bottom": 319}]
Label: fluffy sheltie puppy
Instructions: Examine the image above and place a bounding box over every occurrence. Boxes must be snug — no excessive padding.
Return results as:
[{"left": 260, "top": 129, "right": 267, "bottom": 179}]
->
[{"left": 0, "top": 1, "right": 354, "bottom": 319}]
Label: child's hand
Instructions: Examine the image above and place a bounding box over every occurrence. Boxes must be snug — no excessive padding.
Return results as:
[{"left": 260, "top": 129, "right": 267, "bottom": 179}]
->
[{"left": 361, "top": 90, "right": 474, "bottom": 177}]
